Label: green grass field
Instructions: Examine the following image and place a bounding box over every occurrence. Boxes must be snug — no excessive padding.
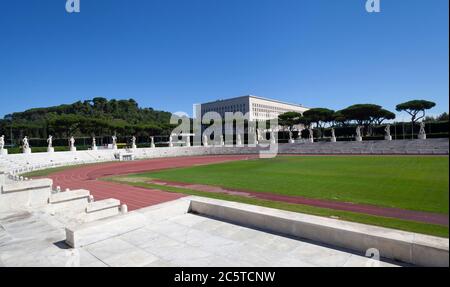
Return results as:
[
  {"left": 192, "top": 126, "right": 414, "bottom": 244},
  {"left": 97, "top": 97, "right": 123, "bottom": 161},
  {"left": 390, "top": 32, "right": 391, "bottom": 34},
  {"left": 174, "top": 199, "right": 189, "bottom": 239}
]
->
[{"left": 133, "top": 156, "right": 449, "bottom": 214}]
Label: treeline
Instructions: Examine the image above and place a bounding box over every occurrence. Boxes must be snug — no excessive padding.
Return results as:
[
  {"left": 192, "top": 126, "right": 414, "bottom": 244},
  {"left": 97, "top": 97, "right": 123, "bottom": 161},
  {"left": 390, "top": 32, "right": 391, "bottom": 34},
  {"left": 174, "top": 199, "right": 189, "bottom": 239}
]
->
[
  {"left": 0, "top": 98, "right": 175, "bottom": 144},
  {"left": 278, "top": 100, "right": 447, "bottom": 138}
]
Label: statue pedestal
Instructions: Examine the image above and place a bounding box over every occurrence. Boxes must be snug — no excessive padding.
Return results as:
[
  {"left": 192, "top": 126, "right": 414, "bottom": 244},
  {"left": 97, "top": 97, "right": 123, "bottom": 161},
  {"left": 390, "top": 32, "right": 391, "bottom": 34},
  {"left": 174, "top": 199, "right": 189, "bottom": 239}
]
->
[
  {"left": 331, "top": 137, "right": 336, "bottom": 143},
  {"left": 70, "top": 147, "right": 77, "bottom": 152},
  {"left": 23, "top": 148, "right": 31, "bottom": 154},
  {"left": 47, "top": 147, "right": 54, "bottom": 153},
  {"left": 0, "top": 148, "right": 8, "bottom": 155},
  {"left": 355, "top": 136, "right": 363, "bottom": 142},
  {"left": 418, "top": 134, "right": 426, "bottom": 140},
  {"left": 385, "top": 135, "right": 392, "bottom": 141}
]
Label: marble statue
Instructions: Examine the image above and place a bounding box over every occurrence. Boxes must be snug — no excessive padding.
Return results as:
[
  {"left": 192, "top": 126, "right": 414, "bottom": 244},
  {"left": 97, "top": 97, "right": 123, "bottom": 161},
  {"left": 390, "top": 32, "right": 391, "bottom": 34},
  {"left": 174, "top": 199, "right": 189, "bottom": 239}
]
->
[
  {"left": 236, "top": 134, "right": 242, "bottom": 146},
  {"left": 355, "top": 126, "right": 363, "bottom": 142},
  {"left": 203, "top": 134, "right": 208, "bottom": 147},
  {"left": 47, "top": 135, "right": 53, "bottom": 148},
  {"left": 418, "top": 122, "right": 426, "bottom": 140},
  {"left": 111, "top": 135, "right": 118, "bottom": 149},
  {"left": 131, "top": 136, "right": 137, "bottom": 149},
  {"left": 384, "top": 124, "right": 392, "bottom": 141},
  {"left": 0, "top": 135, "right": 4, "bottom": 150},
  {"left": 150, "top": 136, "right": 155, "bottom": 148},
  {"left": 220, "top": 135, "right": 225, "bottom": 146},
  {"left": 331, "top": 128, "right": 336, "bottom": 142},
  {"left": 186, "top": 135, "right": 191, "bottom": 147},
  {"left": 270, "top": 130, "right": 276, "bottom": 144},
  {"left": 47, "top": 135, "right": 54, "bottom": 152},
  {"left": 92, "top": 137, "right": 97, "bottom": 150},
  {"left": 69, "top": 136, "right": 77, "bottom": 151},
  {"left": 356, "top": 126, "right": 362, "bottom": 137},
  {"left": 309, "top": 128, "right": 314, "bottom": 140},
  {"left": 0, "top": 135, "right": 6, "bottom": 155},
  {"left": 288, "top": 130, "right": 295, "bottom": 144},
  {"left": 22, "top": 136, "right": 31, "bottom": 154},
  {"left": 169, "top": 135, "right": 173, "bottom": 147},
  {"left": 23, "top": 136, "right": 29, "bottom": 149}
]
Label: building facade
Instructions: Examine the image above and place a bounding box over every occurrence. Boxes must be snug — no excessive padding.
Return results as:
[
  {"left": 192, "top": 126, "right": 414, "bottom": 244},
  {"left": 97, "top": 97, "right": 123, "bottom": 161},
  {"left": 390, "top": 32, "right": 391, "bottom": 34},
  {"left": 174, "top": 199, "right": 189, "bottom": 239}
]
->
[{"left": 198, "top": 95, "right": 309, "bottom": 122}]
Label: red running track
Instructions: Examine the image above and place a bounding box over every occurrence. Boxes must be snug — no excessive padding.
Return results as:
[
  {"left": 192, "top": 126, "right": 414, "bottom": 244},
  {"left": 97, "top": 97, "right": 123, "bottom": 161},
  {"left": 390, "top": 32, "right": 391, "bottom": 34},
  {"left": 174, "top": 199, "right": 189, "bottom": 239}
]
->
[
  {"left": 46, "top": 155, "right": 257, "bottom": 211},
  {"left": 46, "top": 154, "right": 448, "bottom": 226}
]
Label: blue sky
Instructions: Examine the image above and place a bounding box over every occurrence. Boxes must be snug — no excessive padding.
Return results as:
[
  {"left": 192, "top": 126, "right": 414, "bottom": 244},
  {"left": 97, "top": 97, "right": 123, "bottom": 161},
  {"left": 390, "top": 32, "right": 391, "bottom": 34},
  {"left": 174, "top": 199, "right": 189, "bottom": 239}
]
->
[{"left": 0, "top": 0, "right": 448, "bottom": 121}]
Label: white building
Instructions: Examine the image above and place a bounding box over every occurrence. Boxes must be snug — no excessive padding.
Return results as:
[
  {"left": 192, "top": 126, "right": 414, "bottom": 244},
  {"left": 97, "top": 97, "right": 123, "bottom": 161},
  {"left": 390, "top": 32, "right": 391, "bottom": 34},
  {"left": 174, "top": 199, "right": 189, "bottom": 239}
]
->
[{"left": 198, "top": 95, "right": 309, "bottom": 122}]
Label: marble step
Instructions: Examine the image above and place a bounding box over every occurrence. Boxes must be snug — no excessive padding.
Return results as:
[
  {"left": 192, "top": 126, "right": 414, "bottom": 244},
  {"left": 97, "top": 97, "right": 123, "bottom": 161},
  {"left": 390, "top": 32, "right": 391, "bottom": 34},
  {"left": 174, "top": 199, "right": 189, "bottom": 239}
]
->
[
  {"left": 49, "top": 189, "right": 91, "bottom": 213},
  {"left": 84, "top": 198, "right": 122, "bottom": 222}
]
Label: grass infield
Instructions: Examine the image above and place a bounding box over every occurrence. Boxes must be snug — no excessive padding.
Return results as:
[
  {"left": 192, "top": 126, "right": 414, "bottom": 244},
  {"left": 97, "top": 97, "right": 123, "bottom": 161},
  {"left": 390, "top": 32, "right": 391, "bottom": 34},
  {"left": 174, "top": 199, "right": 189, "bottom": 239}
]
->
[{"left": 131, "top": 156, "right": 449, "bottom": 214}]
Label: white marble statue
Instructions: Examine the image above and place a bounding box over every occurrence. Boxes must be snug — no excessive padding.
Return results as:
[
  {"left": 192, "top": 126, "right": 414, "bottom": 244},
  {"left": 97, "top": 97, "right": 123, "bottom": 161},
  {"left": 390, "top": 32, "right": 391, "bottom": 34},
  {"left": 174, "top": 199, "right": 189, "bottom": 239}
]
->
[
  {"left": 384, "top": 124, "right": 392, "bottom": 141},
  {"left": 111, "top": 135, "right": 118, "bottom": 149},
  {"left": 355, "top": 126, "right": 363, "bottom": 142},
  {"left": 220, "top": 135, "right": 225, "bottom": 146},
  {"left": 47, "top": 135, "right": 53, "bottom": 148},
  {"left": 22, "top": 136, "right": 31, "bottom": 153},
  {"left": 23, "top": 136, "right": 29, "bottom": 149},
  {"left": 270, "top": 130, "right": 276, "bottom": 144},
  {"left": 46, "top": 135, "right": 54, "bottom": 152},
  {"left": 384, "top": 125, "right": 391, "bottom": 137},
  {"left": 0, "top": 135, "right": 6, "bottom": 155},
  {"left": 131, "top": 136, "right": 137, "bottom": 149},
  {"left": 186, "top": 135, "right": 191, "bottom": 147},
  {"left": 419, "top": 122, "right": 426, "bottom": 140},
  {"left": 288, "top": 130, "right": 295, "bottom": 143},
  {"left": 169, "top": 135, "right": 173, "bottom": 147},
  {"left": 356, "top": 126, "right": 362, "bottom": 137},
  {"left": 236, "top": 134, "right": 242, "bottom": 146},
  {"left": 203, "top": 134, "right": 208, "bottom": 147},
  {"left": 331, "top": 128, "right": 336, "bottom": 142},
  {"left": 69, "top": 136, "right": 77, "bottom": 151},
  {"left": 69, "top": 136, "right": 75, "bottom": 147},
  {"left": 0, "top": 135, "right": 4, "bottom": 150},
  {"left": 150, "top": 136, "right": 155, "bottom": 148},
  {"left": 92, "top": 137, "right": 97, "bottom": 150}
]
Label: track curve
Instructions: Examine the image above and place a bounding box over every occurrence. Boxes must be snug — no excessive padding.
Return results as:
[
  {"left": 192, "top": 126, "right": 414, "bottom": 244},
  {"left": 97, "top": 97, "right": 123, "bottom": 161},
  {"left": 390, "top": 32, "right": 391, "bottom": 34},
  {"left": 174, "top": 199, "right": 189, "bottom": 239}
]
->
[{"left": 47, "top": 155, "right": 256, "bottom": 211}]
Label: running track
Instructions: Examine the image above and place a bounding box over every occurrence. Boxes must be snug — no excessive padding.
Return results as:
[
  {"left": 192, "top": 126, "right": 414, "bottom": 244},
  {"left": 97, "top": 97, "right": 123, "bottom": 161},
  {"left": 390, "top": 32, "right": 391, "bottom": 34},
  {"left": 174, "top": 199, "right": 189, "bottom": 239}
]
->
[
  {"left": 46, "top": 155, "right": 448, "bottom": 226},
  {"left": 47, "top": 155, "right": 257, "bottom": 211}
]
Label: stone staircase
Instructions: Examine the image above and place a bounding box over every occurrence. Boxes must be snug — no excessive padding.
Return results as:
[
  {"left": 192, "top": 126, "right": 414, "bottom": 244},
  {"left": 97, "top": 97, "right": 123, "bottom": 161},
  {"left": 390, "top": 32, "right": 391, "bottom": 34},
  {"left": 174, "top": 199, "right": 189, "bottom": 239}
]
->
[
  {"left": 0, "top": 176, "right": 127, "bottom": 230},
  {"left": 277, "top": 139, "right": 449, "bottom": 155}
]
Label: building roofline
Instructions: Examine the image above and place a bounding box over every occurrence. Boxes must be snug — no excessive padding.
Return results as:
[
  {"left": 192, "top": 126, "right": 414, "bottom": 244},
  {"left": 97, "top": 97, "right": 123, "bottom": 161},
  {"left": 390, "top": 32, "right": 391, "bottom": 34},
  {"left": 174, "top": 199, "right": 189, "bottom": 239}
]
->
[{"left": 199, "top": 95, "right": 309, "bottom": 109}]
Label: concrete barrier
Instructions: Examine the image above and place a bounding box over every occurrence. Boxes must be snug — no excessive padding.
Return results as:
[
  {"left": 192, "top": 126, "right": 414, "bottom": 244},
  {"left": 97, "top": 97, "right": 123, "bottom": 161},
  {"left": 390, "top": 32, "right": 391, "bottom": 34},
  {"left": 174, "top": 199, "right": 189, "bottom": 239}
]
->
[
  {"left": 188, "top": 197, "right": 449, "bottom": 267},
  {"left": 65, "top": 212, "right": 147, "bottom": 248},
  {"left": 0, "top": 178, "right": 53, "bottom": 211}
]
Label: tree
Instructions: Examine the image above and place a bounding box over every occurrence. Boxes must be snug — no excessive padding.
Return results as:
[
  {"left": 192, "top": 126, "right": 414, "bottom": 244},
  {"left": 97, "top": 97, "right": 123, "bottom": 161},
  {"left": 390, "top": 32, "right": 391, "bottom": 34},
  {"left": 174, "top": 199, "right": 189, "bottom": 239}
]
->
[
  {"left": 396, "top": 100, "right": 436, "bottom": 138},
  {"left": 372, "top": 109, "right": 396, "bottom": 125},
  {"left": 278, "top": 112, "right": 302, "bottom": 133},
  {"left": 303, "top": 108, "right": 335, "bottom": 138},
  {"left": 332, "top": 111, "right": 348, "bottom": 126},
  {"left": 340, "top": 104, "right": 382, "bottom": 125}
]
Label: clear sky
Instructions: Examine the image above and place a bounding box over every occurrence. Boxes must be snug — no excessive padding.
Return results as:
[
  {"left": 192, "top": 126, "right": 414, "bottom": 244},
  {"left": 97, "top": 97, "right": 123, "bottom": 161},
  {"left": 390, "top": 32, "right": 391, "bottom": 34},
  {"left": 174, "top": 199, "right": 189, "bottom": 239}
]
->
[{"left": 0, "top": 0, "right": 448, "bottom": 121}]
